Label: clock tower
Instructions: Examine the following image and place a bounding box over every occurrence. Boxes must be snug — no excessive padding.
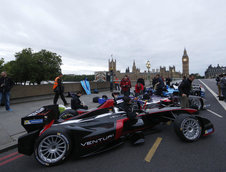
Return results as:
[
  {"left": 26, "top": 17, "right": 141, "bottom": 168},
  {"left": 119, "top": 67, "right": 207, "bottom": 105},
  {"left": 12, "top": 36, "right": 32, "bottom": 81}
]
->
[{"left": 182, "top": 48, "right": 189, "bottom": 77}]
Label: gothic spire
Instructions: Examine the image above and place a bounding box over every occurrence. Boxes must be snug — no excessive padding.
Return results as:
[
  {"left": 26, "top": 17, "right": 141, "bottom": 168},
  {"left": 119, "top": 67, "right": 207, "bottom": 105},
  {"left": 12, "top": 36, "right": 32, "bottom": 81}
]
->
[{"left": 183, "top": 48, "right": 188, "bottom": 56}]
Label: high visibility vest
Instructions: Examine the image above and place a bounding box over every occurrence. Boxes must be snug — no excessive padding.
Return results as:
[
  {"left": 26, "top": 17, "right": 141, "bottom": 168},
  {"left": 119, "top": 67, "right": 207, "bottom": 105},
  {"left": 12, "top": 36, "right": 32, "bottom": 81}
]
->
[
  {"left": 53, "top": 77, "right": 60, "bottom": 90},
  {"left": 114, "top": 78, "right": 119, "bottom": 84}
]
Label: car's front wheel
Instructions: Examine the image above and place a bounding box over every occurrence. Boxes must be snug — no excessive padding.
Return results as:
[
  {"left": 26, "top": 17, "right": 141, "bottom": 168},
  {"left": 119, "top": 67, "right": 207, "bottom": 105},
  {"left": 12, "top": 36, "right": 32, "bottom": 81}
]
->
[
  {"left": 34, "top": 130, "right": 71, "bottom": 166},
  {"left": 174, "top": 114, "right": 202, "bottom": 142}
]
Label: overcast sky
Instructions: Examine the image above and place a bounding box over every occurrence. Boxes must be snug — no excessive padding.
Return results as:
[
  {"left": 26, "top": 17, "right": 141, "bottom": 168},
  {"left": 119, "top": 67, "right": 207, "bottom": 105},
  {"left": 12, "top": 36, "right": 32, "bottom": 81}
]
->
[{"left": 0, "top": 0, "right": 226, "bottom": 75}]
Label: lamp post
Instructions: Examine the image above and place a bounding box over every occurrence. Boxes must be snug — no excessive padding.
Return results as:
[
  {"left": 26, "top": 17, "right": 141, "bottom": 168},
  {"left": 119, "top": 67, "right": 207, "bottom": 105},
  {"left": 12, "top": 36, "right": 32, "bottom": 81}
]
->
[{"left": 146, "top": 60, "right": 151, "bottom": 81}]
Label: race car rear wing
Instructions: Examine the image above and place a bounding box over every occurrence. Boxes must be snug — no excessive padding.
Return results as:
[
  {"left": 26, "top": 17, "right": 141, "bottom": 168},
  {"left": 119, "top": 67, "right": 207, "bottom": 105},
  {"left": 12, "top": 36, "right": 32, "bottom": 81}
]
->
[{"left": 21, "top": 105, "right": 59, "bottom": 132}]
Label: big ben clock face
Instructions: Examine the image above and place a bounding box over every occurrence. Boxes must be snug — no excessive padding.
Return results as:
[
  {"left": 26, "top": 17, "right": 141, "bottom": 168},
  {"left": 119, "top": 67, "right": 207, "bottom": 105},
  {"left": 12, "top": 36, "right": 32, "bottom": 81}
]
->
[{"left": 183, "top": 58, "right": 187, "bottom": 62}]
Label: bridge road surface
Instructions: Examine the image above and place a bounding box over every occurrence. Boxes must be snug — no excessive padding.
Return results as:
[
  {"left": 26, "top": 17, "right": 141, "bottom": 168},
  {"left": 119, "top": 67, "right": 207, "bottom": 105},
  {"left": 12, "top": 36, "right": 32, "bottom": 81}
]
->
[{"left": 0, "top": 79, "right": 226, "bottom": 172}]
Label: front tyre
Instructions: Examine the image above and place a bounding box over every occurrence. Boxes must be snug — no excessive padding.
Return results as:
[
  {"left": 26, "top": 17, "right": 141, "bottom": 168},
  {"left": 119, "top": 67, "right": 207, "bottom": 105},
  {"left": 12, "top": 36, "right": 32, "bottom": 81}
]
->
[
  {"left": 34, "top": 130, "right": 71, "bottom": 166},
  {"left": 174, "top": 114, "right": 202, "bottom": 142}
]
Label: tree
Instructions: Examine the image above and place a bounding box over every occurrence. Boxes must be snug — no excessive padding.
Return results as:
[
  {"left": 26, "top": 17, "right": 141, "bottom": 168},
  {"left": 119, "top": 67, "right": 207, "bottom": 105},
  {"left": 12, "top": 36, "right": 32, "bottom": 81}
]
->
[
  {"left": 32, "top": 50, "right": 62, "bottom": 84},
  {"left": 14, "top": 48, "right": 33, "bottom": 85},
  {"left": 0, "top": 58, "right": 4, "bottom": 71},
  {"left": 1, "top": 48, "right": 63, "bottom": 84}
]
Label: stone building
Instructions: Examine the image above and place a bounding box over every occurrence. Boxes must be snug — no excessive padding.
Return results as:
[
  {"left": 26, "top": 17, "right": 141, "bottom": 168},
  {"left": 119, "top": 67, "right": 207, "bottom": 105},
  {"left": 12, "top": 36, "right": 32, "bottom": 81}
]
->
[
  {"left": 109, "top": 59, "right": 147, "bottom": 81},
  {"left": 108, "top": 58, "right": 181, "bottom": 81},
  {"left": 105, "top": 49, "right": 191, "bottom": 81},
  {"left": 205, "top": 64, "right": 226, "bottom": 78}
]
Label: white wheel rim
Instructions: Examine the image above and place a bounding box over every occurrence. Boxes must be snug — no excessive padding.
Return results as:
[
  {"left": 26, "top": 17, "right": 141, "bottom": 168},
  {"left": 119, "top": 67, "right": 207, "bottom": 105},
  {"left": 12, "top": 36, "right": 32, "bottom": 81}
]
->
[
  {"left": 38, "top": 135, "right": 67, "bottom": 163},
  {"left": 181, "top": 118, "right": 201, "bottom": 140}
]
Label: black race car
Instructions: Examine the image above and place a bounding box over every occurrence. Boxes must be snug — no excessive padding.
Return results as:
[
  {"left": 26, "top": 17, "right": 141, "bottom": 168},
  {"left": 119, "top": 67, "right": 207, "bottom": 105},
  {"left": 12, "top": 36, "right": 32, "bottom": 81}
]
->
[{"left": 18, "top": 103, "right": 214, "bottom": 167}]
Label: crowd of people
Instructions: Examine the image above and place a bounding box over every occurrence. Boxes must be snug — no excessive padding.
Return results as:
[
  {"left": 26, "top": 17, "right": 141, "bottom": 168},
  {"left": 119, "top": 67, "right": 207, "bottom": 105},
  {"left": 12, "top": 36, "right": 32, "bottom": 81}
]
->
[{"left": 2, "top": 70, "right": 226, "bottom": 112}]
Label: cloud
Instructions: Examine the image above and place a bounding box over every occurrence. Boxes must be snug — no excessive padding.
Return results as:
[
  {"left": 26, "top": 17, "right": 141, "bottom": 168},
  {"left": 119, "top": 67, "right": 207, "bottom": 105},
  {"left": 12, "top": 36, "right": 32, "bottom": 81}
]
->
[{"left": 0, "top": 0, "right": 226, "bottom": 76}]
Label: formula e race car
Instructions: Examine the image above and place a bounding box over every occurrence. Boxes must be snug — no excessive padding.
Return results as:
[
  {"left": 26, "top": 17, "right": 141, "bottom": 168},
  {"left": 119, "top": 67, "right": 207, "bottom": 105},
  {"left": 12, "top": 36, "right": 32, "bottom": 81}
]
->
[{"left": 18, "top": 103, "right": 214, "bottom": 167}]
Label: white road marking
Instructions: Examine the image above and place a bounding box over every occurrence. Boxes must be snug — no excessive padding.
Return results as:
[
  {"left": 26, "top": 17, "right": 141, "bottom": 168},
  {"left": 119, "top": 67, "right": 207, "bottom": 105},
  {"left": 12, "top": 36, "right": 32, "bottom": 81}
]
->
[
  {"left": 207, "top": 109, "right": 223, "bottom": 118},
  {"left": 198, "top": 79, "right": 226, "bottom": 112}
]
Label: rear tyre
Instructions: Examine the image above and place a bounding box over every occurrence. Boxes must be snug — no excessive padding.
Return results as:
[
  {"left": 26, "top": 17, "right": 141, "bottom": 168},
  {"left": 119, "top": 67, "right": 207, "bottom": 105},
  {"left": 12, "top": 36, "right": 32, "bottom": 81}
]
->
[
  {"left": 34, "top": 130, "right": 71, "bottom": 166},
  {"left": 189, "top": 98, "right": 203, "bottom": 110},
  {"left": 59, "top": 109, "right": 78, "bottom": 120},
  {"left": 174, "top": 114, "right": 202, "bottom": 142}
]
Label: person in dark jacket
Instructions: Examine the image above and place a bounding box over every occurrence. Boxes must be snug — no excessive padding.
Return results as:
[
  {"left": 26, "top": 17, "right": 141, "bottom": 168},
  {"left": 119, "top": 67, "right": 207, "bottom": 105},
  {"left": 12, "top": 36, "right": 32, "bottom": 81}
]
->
[
  {"left": 178, "top": 74, "right": 195, "bottom": 108},
  {"left": 155, "top": 74, "right": 164, "bottom": 96},
  {"left": 166, "top": 77, "right": 172, "bottom": 86},
  {"left": 53, "top": 73, "right": 68, "bottom": 106},
  {"left": 220, "top": 73, "right": 226, "bottom": 101},
  {"left": 120, "top": 75, "right": 131, "bottom": 97},
  {"left": 0, "top": 71, "right": 15, "bottom": 111},
  {"left": 152, "top": 76, "right": 158, "bottom": 89},
  {"left": 71, "top": 91, "right": 88, "bottom": 110},
  {"left": 216, "top": 74, "right": 223, "bottom": 97}
]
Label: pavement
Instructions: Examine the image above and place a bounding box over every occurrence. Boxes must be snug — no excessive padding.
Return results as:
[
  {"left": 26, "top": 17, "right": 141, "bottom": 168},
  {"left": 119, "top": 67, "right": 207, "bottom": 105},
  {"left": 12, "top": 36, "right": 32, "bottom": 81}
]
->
[{"left": 0, "top": 90, "right": 113, "bottom": 153}]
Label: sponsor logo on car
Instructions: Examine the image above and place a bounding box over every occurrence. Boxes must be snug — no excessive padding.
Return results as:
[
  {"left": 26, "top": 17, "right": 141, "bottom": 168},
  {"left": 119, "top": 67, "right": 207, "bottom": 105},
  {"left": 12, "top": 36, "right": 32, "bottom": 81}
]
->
[
  {"left": 24, "top": 119, "right": 44, "bottom": 125},
  {"left": 81, "top": 134, "right": 114, "bottom": 147}
]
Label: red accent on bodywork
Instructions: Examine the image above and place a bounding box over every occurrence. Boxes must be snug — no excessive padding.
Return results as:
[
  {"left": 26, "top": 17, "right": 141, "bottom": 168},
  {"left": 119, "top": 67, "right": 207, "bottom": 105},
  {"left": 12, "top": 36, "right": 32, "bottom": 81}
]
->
[
  {"left": 97, "top": 99, "right": 114, "bottom": 109},
  {"left": 39, "top": 120, "right": 54, "bottom": 136},
  {"left": 115, "top": 118, "right": 128, "bottom": 139},
  {"left": 64, "top": 99, "right": 115, "bottom": 121},
  {"left": 162, "top": 99, "right": 172, "bottom": 103},
  {"left": 182, "top": 108, "right": 197, "bottom": 114}
]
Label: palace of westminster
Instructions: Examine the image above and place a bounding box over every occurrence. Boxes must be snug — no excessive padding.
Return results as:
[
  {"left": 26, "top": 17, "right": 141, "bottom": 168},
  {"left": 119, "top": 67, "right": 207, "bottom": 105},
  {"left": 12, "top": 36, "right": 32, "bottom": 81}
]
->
[{"left": 108, "top": 49, "right": 189, "bottom": 80}]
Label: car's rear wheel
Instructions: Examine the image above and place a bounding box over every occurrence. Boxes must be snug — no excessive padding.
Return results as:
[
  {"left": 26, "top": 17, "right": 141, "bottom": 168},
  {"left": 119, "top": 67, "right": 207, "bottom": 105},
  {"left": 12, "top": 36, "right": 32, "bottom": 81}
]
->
[
  {"left": 174, "top": 114, "right": 202, "bottom": 142},
  {"left": 34, "top": 130, "right": 71, "bottom": 166},
  {"left": 189, "top": 98, "right": 203, "bottom": 110}
]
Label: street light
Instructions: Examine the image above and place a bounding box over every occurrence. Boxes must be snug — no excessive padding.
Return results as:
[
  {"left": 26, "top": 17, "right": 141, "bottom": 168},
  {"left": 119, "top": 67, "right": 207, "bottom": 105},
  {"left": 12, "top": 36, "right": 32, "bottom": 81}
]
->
[
  {"left": 146, "top": 60, "right": 151, "bottom": 81},
  {"left": 146, "top": 60, "right": 151, "bottom": 72}
]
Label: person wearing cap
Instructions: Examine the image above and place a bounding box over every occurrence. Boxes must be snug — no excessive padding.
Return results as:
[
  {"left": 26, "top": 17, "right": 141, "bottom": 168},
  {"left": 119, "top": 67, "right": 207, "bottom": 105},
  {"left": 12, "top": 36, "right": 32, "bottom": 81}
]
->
[
  {"left": 53, "top": 73, "right": 68, "bottom": 106},
  {"left": 120, "top": 75, "right": 131, "bottom": 97},
  {"left": 71, "top": 91, "right": 88, "bottom": 110},
  {"left": 0, "top": 71, "right": 14, "bottom": 111}
]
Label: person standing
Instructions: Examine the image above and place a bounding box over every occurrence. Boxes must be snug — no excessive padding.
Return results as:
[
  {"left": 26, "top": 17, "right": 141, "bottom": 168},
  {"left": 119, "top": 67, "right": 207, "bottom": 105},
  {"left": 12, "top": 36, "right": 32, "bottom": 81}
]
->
[
  {"left": 220, "top": 73, "right": 226, "bottom": 101},
  {"left": 178, "top": 74, "right": 195, "bottom": 108},
  {"left": 0, "top": 71, "right": 15, "bottom": 111},
  {"left": 114, "top": 76, "right": 120, "bottom": 91},
  {"left": 53, "top": 73, "right": 68, "bottom": 106},
  {"left": 166, "top": 77, "right": 172, "bottom": 86},
  {"left": 216, "top": 74, "right": 222, "bottom": 97},
  {"left": 120, "top": 75, "right": 131, "bottom": 97},
  {"left": 152, "top": 76, "right": 158, "bottom": 90}
]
